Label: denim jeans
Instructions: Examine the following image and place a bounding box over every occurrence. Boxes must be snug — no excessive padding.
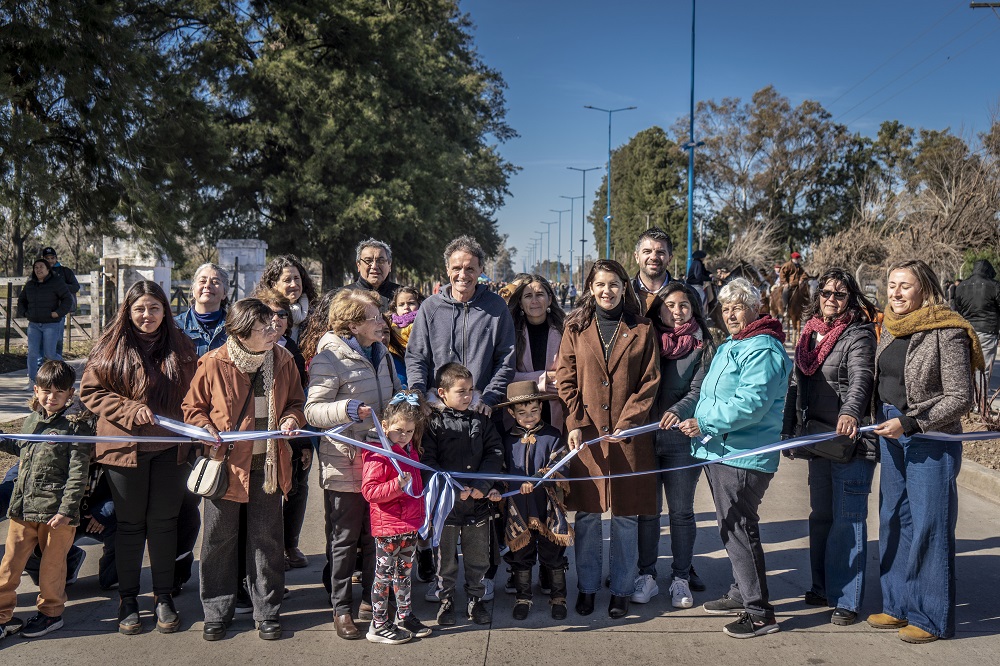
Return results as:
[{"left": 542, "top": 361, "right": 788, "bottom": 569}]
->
[
  {"left": 26, "top": 320, "right": 64, "bottom": 381},
  {"left": 878, "top": 403, "right": 960, "bottom": 639},
  {"left": 637, "top": 429, "right": 703, "bottom": 579},
  {"left": 807, "top": 455, "right": 876, "bottom": 612},
  {"left": 574, "top": 511, "right": 638, "bottom": 597}
]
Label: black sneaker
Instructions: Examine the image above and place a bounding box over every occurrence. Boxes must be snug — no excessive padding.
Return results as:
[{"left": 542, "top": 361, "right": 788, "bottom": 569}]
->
[
  {"left": 21, "top": 614, "right": 64, "bottom": 638},
  {"left": 722, "top": 612, "right": 779, "bottom": 639},
  {"left": 688, "top": 566, "right": 706, "bottom": 592},
  {"left": 366, "top": 621, "right": 411, "bottom": 644},
  {"left": 416, "top": 549, "right": 435, "bottom": 583},
  {"left": 436, "top": 598, "right": 456, "bottom": 626},
  {"left": 703, "top": 595, "right": 745, "bottom": 615},
  {"left": 1, "top": 617, "right": 24, "bottom": 640},
  {"left": 467, "top": 597, "right": 491, "bottom": 625},
  {"left": 399, "top": 614, "right": 432, "bottom": 638}
]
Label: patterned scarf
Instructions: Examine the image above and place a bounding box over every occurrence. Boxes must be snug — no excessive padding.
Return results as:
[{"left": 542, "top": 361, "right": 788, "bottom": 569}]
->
[
  {"left": 883, "top": 304, "right": 985, "bottom": 371},
  {"left": 732, "top": 314, "right": 785, "bottom": 343},
  {"left": 226, "top": 336, "right": 279, "bottom": 494},
  {"left": 795, "top": 313, "right": 853, "bottom": 376},
  {"left": 660, "top": 319, "right": 702, "bottom": 359}
]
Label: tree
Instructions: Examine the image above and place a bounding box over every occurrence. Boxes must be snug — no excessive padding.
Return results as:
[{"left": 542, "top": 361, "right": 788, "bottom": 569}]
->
[{"left": 588, "top": 126, "right": 687, "bottom": 264}]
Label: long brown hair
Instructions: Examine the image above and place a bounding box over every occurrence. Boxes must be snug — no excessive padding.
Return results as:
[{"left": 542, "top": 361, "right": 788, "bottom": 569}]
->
[
  {"left": 86, "top": 281, "right": 196, "bottom": 416},
  {"left": 565, "top": 260, "right": 640, "bottom": 334},
  {"left": 297, "top": 289, "right": 338, "bottom": 364},
  {"left": 260, "top": 254, "right": 318, "bottom": 303},
  {"left": 508, "top": 274, "right": 565, "bottom": 366}
]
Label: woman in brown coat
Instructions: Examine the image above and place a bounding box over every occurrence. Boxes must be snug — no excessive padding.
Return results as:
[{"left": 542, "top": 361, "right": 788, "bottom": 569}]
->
[
  {"left": 80, "top": 280, "right": 198, "bottom": 635},
  {"left": 555, "top": 259, "right": 660, "bottom": 620},
  {"left": 183, "top": 298, "right": 305, "bottom": 642}
]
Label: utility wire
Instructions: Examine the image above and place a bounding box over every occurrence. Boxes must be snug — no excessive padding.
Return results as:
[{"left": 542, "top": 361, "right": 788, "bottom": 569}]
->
[
  {"left": 828, "top": 0, "right": 966, "bottom": 109},
  {"left": 833, "top": 11, "right": 991, "bottom": 123}
]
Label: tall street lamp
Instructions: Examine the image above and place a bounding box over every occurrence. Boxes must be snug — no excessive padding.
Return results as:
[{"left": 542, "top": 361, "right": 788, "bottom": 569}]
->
[
  {"left": 549, "top": 208, "right": 569, "bottom": 286},
  {"left": 585, "top": 104, "right": 637, "bottom": 259},
  {"left": 541, "top": 221, "right": 557, "bottom": 282},
  {"left": 568, "top": 165, "right": 602, "bottom": 288},
  {"left": 684, "top": 0, "right": 704, "bottom": 273},
  {"left": 532, "top": 234, "right": 544, "bottom": 274},
  {"left": 559, "top": 195, "right": 582, "bottom": 287}
]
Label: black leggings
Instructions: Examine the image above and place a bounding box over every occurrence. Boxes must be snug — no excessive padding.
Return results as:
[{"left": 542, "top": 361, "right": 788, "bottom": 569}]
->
[{"left": 104, "top": 448, "right": 187, "bottom": 597}]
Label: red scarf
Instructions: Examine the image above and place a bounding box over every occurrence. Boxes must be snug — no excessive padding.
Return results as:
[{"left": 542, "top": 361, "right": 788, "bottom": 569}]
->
[
  {"left": 795, "top": 313, "right": 852, "bottom": 376},
  {"left": 660, "top": 319, "right": 702, "bottom": 359},
  {"left": 732, "top": 315, "right": 785, "bottom": 344}
]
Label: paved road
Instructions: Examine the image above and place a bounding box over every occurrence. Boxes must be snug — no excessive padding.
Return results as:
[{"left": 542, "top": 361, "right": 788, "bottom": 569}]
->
[{"left": 1, "top": 455, "right": 998, "bottom": 664}]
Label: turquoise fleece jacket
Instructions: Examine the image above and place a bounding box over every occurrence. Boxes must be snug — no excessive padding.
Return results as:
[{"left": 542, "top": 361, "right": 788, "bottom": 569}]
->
[{"left": 691, "top": 333, "right": 791, "bottom": 473}]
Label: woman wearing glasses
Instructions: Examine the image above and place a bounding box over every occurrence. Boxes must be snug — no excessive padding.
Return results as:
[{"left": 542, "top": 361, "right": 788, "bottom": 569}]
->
[
  {"left": 781, "top": 269, "right": 878, "bottom": 627},
  {"left": 678, "top": 278, "right": 791, "bottom": 639},
  {"left": 304, "top": 289, "right": 401, "bottom": 640},
  {"left": 182, "top": 298, "right": 305, "bottom": 641}
]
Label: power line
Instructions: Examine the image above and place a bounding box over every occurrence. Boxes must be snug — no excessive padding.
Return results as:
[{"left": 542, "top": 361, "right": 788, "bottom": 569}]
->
[
  {"left": 833, "top": 11, "right": 991, "bottom": 123},
  {"left": 828, "top": 0, "right": 966, "bottom": 109}
]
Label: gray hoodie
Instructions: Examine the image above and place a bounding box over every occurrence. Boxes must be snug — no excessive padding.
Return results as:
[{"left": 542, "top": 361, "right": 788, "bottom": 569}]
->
[{"left": 405, "top": 284, "right": 516, "bottom": 407}]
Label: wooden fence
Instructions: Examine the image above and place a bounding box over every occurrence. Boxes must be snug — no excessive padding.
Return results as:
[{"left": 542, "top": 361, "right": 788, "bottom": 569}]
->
[{"left": 1, "top": 273, "right": 101, "bottom": 354}]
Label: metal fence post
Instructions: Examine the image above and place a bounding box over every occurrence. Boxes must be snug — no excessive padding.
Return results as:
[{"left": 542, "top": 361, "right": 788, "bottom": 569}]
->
[{"left": 4, "top": 282, "right": 11, "bottom": 354}]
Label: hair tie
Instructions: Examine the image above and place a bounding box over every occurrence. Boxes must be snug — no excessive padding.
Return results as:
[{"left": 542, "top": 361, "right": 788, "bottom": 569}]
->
[{"left": 389, "top": 392, "right": 420, "bottom": 407}]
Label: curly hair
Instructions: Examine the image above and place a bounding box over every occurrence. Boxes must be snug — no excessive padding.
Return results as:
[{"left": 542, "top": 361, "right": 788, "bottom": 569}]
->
[{"left": 259, "top": 255, "right": 317, "bottom": 303}]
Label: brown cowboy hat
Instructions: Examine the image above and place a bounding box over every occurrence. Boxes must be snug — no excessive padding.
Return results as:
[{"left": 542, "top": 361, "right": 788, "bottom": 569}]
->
[{"left": 496, "top": 380, "right": 560, "bottom": 409}]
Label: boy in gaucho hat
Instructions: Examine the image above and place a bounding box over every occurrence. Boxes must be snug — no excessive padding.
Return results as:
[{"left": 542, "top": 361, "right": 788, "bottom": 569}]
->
[{"left": 496, "top": 381, "right": 573, "bottom": 622}]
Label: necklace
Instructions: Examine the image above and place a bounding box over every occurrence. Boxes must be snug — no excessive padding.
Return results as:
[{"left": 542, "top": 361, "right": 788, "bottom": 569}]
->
[{"left": 596, "top": 315, "right": 622, "bottom": 360}]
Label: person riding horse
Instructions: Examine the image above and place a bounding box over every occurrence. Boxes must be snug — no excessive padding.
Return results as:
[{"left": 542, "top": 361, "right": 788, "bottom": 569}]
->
[{"left": 779, "top": 252, "right": 806, "bottom": 314}]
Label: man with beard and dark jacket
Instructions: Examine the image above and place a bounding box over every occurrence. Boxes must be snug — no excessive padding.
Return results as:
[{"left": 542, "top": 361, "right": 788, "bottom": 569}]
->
[
  {"left": 631, "top": 228, "right": 674, "bottom": 318},
  {"left": 955, "top": 259, "right": 1000, "bottom": 384}
]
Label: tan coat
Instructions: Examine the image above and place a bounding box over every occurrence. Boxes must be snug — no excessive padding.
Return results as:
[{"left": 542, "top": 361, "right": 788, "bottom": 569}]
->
[
  {"left": 509, "top": 325, "right": 565, "bottom": 431},
  {"left": 182, "top": 344, "right": 305, "bottom": 502},
  {"left": 305, "top": 333, "right": 401, "bottom": 493},
  {"left": 555, "top": 312, "right": 660, "bottom": 516}
]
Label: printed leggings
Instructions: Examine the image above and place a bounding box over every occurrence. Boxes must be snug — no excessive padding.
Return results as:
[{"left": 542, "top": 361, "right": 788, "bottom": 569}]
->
[{"left": 373, "top": 532, "right": 417, "bottom": 626}]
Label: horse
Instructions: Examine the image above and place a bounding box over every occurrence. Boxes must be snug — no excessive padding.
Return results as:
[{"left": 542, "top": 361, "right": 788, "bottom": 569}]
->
[
  {"left": 707, "top": 260, "right": 773, "bottom": 334},
  {"left": 769, "top": 277, "right": 816, "bottom": 345}
]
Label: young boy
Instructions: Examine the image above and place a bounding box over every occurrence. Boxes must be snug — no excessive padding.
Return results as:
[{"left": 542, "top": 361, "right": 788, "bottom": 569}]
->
[
  {"left": 0, "top": 360, "right": 93, "bottom": 641},
  {"left": 420, "top": 363, "right": 504, "bottom": 626},
  {"left": 497, "top": 381, "right": 572, "bottom": 621}
]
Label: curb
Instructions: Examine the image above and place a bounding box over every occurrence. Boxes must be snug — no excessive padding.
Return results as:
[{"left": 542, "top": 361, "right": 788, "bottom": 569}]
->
[{"left": 958, "top": 458, "right": 1000, "bottom": 504}]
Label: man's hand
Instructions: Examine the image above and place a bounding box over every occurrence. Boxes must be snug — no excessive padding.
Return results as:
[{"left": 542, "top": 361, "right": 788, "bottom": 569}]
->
[
  {"left": 469, "top": 488, "right": 485, "bottom": 500},
  {"left": 460, "top": 487, "right": 472, "bottom": 501},
  {"left": 48, "top": 514, "right": 72, "bottom": 529},
  {"left": 85, "top": 517, "right": 105, "bottom": 534},
  {"left": 520, "top": 482, "right": 535, "bottom": 495},
  {"left": 836, "top": 415, "right": 859, "bottom": 438}
]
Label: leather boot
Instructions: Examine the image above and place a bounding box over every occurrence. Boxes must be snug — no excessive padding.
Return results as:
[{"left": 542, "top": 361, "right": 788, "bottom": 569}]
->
[
  {"left": 546, "top": 567, "right": 568, "bottom": 621},
  {"left": 512, "top": 569, "right": 532, "bottom": 620},
  {"left": 154, "top": 594, "right": 180, "bottom": 634},
  {"left": 334, "top": 613, "right": 361, "bottom": 640}
]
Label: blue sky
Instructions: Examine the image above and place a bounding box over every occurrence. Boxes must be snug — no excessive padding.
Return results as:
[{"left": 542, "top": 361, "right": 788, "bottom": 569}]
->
[{"left": 460, "top": 0, "right": 1000, "bottom": 278}]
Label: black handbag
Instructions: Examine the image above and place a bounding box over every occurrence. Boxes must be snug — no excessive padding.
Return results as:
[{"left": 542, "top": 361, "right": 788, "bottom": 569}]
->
[{"left": 799, "top": 420, "right": 858, "bottom": 464}]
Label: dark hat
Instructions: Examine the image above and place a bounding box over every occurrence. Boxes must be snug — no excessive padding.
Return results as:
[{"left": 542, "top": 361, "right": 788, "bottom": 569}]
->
[
  {"left": 41, "top": 246, "right": 56, "bottom": 257},
  {"left": 496, "top": 380, "right": 560, "bottom": 409},
  {"left": 692, "top": 250, "right": 706, "bottom": 260}
]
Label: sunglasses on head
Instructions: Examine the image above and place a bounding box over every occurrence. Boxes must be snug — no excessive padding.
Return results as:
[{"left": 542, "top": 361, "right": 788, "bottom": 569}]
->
[{"left": 820, "top": 289, "right": 848, "bottom": 301}]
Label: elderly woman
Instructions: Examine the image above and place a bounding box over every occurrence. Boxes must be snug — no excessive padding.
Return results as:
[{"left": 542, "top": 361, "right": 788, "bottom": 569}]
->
[
  {"left": 259, "top": 255, "right": 318, "bottom": 342},
  {"left": 175, "top": 263, "right": 230, "bottom": 356},
  {"left": 678, "top": 277, "right": 791, "bottom": 639},
  {"left": 81, "top": 281, "right": 198, "bottom": 635},
  {"left": 555, "top": 259, "right": 659, "bottom": 620},
  {"left": 866, "top": 260, "right": 982, "bottom": 644},
  {"left": 782, "top": 269, "right": 878, "bottom": 626},
  {"left": 305, "top": 289, "right": 401, "bottom": 640},
  {"left": 17, "top": 258, "right": 72, "bottom": 386},
  {"left": 183, "top": 298, "right": 305, "bottom": 642}
]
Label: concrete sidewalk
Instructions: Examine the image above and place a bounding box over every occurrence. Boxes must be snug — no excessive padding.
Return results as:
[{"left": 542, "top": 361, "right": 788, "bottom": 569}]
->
[
  {"left": 0, "top": 360, "right": 88, "bottom": 422},
  {"left": 1, "top": 457, "right": 998, "bottom": 664}
]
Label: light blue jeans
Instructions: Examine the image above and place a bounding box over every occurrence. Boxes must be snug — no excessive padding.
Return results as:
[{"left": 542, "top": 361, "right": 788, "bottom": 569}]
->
[
  {"left": 574, "top": 512, "right": 638, "bottom": 597},
  {"left": 27, "top": 320, "right": 64, "bottom": 382}
]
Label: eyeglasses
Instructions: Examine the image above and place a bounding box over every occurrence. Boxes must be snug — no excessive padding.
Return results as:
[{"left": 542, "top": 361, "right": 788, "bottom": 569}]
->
[
  {"left": 820, "top": 290, "right": 849, "bottom": 301},
  {"left": 359, "top": 257, "right": 389, "bottom": 268},
  {"left": 270, "top": 310, "right": 289, "bottom": 320},
  {"left": 252, "top": 323, "right": 279, "bottom": 334},
  {"left": 360, "top": 315, "right": 383, "bottom": 323}
]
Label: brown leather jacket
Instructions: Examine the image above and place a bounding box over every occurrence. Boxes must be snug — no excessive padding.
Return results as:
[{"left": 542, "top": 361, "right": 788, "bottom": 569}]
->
[
  {"left": 779, "top": 260, "right": 805, "bottom": 286},
  {"left": 182, "top": 343, "right": 306, "bottom": 502}
]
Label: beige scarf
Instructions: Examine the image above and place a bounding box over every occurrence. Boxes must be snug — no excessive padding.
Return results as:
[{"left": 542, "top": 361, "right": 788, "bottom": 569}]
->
[{"left": 227, "top": 337, "right": 279, "bottom": 494}]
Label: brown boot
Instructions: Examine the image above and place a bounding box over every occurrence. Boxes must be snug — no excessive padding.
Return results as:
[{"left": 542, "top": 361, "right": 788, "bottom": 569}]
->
[
  {"left": 866, "top": 613, "right": 907, "bottom": 629},
  {"left": 334, "top": 613, "right": 361, "bottom": 640},
  {"left": 899, "top": 625, "right": 938, "bottom": 644}
]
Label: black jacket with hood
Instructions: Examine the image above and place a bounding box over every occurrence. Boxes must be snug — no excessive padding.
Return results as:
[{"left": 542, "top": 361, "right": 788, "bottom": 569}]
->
[{"left": 955, "top": 259, "right": 1000, "bottom": 334}]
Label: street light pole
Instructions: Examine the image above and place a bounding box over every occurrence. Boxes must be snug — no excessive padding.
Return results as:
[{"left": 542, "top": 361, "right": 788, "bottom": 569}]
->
[
  {"left": 541, "top": 221, "right": 557, "bottom": 283},
  {"left": 683, "top": 0, "right": 704, "bottom": 274},
  {"left": 560, "top": 195, "right": 583, "bottom": 287},
  {"left": 549, "top": 208, "right": 569, "bottom": 286},
  {"left": 568, "top": 165, "right": 602, "bottom": 287},
  {"left": 532, "top": 234, "right": 544, "bottom": 274},
  {"left": 585, "top": 105, "right": 637, "bottom": 259}
]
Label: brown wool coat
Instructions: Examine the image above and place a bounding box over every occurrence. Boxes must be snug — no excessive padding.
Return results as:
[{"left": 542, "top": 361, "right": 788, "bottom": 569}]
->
[
  {"left": 555, "top": 312, "right": 660, "bottom": 516},
  {"left": 182, "top": 344, "right": 306, "bottom": 502},
  {"left": 80, "top": 352, "right": 198, "bottom": 468}
]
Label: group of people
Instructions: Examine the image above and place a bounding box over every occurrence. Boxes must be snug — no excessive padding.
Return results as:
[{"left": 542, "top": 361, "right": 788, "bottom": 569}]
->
[{"left": 0, "top": 229, "right": 987, "bottom": 647}]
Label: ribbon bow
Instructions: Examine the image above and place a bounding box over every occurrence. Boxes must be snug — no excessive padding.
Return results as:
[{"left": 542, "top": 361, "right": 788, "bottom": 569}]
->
[{"left": 389, "top": 392, "right": 421, "bottom": 407}]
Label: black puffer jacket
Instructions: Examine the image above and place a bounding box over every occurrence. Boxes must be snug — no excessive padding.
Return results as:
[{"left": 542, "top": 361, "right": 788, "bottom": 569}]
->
[
  {"left": 954, "top": 259, "right": 1000, "bottom": 334},
  {"left": 16, "top": 274, "right": 72, "bottom": 323},
  {"left": 420, "top": 406, "right": 504, "bottom": 526},
  {"left": 783, "top": 321, "right": 876, "bottom": 457}
]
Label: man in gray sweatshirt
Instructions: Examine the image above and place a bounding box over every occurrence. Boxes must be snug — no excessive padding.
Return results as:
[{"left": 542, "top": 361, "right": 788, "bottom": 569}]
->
[{"left": 405, "top": 236, "right": 516, "bottom": 413}]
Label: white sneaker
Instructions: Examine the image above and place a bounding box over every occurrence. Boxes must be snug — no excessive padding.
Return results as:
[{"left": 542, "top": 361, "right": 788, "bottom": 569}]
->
[
  {"left": 481, "top": 577, "right": 495, "bottom": 602},
  {"left": 423, "top": 581, "right": 440, "bottom": 602},
  {"left": 669, "top": 577, "right": 694, "bottom": 609},
  {"left": 630, "top": 574, "right": 659, "bottom": 604}
]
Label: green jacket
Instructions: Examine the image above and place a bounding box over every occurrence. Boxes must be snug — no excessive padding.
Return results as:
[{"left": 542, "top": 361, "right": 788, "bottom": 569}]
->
[{"left": 1, "top": 409, "right": 94, "bottom": 525}]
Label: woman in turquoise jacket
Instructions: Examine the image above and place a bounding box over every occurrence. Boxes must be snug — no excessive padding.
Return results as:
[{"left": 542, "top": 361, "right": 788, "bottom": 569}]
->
[{"left": 678, "top": 277, "right": 791, "bottom": 639}]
